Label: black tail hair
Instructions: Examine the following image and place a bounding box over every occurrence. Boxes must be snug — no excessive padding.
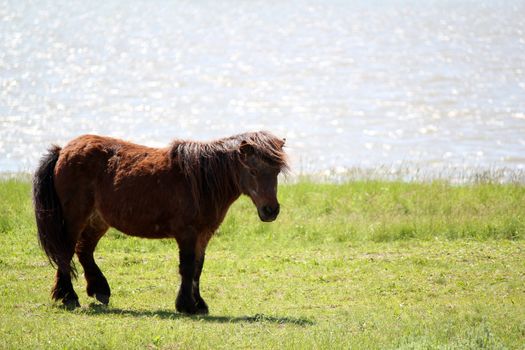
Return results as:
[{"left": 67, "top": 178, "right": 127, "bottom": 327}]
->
[{"left": 32, "top": 145, "right": 77, "bottom": 278}]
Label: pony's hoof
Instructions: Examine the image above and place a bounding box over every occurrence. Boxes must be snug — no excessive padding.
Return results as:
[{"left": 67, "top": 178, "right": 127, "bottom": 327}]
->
[
  {"left": 95, "top": 293, "right": 110, "bottom": 305},
  {"left": 96, "top": 294, "right": 109, "bottom": 305},
  {"left": 176, "top": 303, "right": 198, "bottom": 315},
  {"left": 176, "top": 297, "right": 199, "bottom": 315},
  {"left": 62, "top": 298, "right": 80, "bottom": 310},
  {"left": 196, "top": 306, "right": 209, "bottom": 315},
  {"left": 195, "top": 299, "right": 209, "bottom": 315}
]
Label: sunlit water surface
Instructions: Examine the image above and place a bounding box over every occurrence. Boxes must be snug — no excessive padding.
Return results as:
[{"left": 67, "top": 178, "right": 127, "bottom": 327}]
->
[{"left": 1, "top": 0, "right": 524, "bottom": 177}]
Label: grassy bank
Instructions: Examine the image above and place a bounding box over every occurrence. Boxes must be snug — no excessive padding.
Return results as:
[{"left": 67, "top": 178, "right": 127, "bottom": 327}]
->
[{"left": 0, "top": 179, "right": 524, "bottom": 349}]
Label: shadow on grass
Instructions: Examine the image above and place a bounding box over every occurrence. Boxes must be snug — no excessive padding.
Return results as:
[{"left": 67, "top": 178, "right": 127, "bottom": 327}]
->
[{"left": 84, "top": 304, "right": 314, "bottom": 326}]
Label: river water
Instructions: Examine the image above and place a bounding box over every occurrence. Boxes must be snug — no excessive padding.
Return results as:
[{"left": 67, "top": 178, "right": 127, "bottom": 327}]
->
[{"left": 1, "top": 0, "right": 524, "bottom": 176}]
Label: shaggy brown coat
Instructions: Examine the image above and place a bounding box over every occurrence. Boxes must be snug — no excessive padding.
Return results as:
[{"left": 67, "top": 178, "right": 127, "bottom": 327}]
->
[{"left": 33, "top": 131, "right": 287, "bottom": 314}]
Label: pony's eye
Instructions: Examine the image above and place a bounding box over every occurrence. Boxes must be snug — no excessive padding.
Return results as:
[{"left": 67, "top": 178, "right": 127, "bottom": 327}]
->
[{"left": 250, "top": 169, "right": 258, "bottom": 176}]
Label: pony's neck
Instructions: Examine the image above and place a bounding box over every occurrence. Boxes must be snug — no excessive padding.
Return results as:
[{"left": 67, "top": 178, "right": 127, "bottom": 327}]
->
[
  {"left": 171, "top": 138, "right": 245, "bottom": 218},
  {"left": 210, "top": 148, "right": 243, "bottom": 203},
  {"left": 200, "top": 145, "right": 243, "bottom": 212}
]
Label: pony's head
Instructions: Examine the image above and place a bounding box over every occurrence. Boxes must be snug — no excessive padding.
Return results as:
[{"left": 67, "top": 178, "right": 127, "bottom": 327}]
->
[{"left": 237, "top": 132, "right": 288, "bottom": 222}]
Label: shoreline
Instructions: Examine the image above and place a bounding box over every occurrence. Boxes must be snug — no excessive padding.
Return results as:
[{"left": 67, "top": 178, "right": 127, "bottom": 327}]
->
[{"left": 2, "top": 165, "right": 525, "bottom": 184}]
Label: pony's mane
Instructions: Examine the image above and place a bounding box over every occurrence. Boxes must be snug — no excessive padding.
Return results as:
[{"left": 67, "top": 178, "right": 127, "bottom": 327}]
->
[
  {"left": 170, "top": 131, "right": 288, "bottom": 213},
  {"left": 243, "top": 131, "right": 289, "bottom": 172}
]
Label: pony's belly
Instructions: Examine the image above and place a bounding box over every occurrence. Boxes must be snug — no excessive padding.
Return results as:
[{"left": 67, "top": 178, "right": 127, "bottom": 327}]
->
[
  {"left": 97, "top": 205, "right": 184, "bottom": 239},
  {"left": 108, "top": 218, "right": 179, "bottom": 239}
]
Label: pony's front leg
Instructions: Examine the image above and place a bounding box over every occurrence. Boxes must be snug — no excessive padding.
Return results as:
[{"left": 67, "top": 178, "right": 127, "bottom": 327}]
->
[
  {"left": 175, "top": 243, "right": 198, "bottom": 314},
  {"left": 176, "top": 235, "right": 210, "bottom": 315},
  {"left": 192, "top": 253, "right": 209, "bottom": 314}
]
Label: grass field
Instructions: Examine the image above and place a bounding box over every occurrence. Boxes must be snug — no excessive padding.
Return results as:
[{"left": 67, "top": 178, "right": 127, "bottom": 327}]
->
[{"left": 1, "top": 178, "right": 524, "bottom": 349}]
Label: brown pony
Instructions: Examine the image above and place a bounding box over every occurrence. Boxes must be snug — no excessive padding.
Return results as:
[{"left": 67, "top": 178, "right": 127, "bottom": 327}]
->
[{"left": 33, "top": 131, "right": 288, "bottom": 314}]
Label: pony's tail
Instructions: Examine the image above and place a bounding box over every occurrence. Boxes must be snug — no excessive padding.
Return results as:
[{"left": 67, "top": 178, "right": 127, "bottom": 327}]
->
[{"left": 32, "top": 145, "right": 77, "bottom": 278}]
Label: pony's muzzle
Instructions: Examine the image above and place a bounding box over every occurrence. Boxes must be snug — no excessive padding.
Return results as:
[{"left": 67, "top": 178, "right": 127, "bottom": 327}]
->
[{"left": 258, "top": 204, "right": 280, "bottom": 222}]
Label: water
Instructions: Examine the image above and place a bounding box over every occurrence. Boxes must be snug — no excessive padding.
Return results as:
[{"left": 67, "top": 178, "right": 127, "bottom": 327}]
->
[{"left": 1, "top": 0, "right": 525, "bottom": 175}]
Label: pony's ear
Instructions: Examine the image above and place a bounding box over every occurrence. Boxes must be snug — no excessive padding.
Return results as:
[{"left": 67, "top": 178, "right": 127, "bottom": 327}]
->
[
  {"left": 239, "top": 140, "right": 255, "bottom": 156},
  {"left": 280, "top": 138, "right": 286, "bottom": 148}
]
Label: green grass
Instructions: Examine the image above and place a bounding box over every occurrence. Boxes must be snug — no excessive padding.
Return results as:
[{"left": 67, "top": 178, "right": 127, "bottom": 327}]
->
[{"left": 1, "top": 179, "right": 524, "bottom": 349}]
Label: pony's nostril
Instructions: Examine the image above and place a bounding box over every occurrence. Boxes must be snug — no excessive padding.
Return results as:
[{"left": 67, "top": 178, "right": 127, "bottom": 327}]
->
[
  {"left": 262, "top": 205, "right": 279, "bottom": 217},
  {"left": 262, "top": 205, "right": 273, "bottom": 216}
]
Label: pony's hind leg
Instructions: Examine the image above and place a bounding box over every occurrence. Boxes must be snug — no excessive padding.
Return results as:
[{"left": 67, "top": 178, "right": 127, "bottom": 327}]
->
[
  {"left": 50, "top": 221, "right": 83, "bottom": 309},
  {"left": 75, "top": 214, "right": 110, "bottom": 305},
  {"left": 51, "top": 208, "right": 84, "bottom": 309},
  {"left": 52, "top": 262, "right": 80, "bottom": 309}
]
